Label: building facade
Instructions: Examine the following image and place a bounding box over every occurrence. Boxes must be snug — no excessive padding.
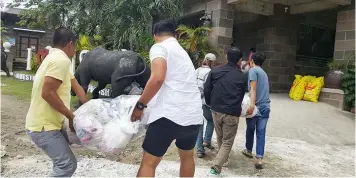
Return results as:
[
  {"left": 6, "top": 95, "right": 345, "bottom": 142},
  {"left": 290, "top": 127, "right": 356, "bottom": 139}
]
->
[
  {"left": 182, "top": 0, "right": 355, "bottom": 92},
  {"left": 1, "top": 7, "right": 52, "bottom": 71}
]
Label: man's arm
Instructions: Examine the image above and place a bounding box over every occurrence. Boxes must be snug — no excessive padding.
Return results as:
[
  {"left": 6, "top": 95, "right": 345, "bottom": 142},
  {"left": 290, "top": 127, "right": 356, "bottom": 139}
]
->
[
  {"left": 42, "top": 76, "right": 74, "bottom": 120},
  {"left": 137, "top": 58, "right": 167, "bottom": 105},
  {"left": 204, "top": 72, "right": 213, "bottom": 106},
  {"left": 249, "top": 80, "right": 257, "bottom": 107},
  {"left": 71, "top": 78, "right": 88, "bottom": 104}
]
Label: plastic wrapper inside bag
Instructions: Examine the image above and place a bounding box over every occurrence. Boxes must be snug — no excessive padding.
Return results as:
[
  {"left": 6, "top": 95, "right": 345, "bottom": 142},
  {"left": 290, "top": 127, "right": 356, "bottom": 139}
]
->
[
  {"left": 124, "top": 82, "right": 143, "bottom": 95},
  {"left": 73, "top": 95, "right": 150, "bottom": 153},
  {"left": 240, "top": 94, "right": 258, "bottom": 118}
]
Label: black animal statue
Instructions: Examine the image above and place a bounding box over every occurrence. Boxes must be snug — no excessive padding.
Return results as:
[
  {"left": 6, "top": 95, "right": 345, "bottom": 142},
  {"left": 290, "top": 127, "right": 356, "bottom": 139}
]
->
[
  {"left": 72, "top": 47, "right": 151, "bottom": 100},
  {"left": 1, "top": 49, "right": 10, "bottom": 77}
]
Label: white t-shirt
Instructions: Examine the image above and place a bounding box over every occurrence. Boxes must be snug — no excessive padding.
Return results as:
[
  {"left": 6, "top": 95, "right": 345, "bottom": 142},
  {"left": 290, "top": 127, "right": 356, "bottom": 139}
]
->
[
  {"left": 195, "top": 66, "right": 211, "bottom": 105},
  {"left": 147, "top": 37, "right": 203, "bottom": 126}
]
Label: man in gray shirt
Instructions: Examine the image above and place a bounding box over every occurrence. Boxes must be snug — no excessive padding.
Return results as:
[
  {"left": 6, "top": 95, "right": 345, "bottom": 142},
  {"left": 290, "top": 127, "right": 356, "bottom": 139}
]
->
[{"left": 243, "top": 52, "right": 271, "bottom": 169}]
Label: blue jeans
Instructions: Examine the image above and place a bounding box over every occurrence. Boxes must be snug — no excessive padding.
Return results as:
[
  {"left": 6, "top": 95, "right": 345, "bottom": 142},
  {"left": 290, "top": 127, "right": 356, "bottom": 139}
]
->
[
  {"left": 245, "top": 103, "right": 270, "bottom": 158},
  {"left": 196, "top": 105, "right": 214, "bottom": 153}
]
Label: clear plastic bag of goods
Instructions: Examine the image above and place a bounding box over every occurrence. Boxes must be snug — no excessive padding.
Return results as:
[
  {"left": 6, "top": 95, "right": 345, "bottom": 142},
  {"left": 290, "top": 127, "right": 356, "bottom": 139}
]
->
[
  {"left": 240, "top": 94, "right": 258, "bottom": 118},
  {"left": 73, "top": 95, "right": 150, "bottom": 153}
]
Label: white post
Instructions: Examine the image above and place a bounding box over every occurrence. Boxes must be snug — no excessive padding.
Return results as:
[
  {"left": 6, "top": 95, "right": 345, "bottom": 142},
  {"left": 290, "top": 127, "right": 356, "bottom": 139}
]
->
[
  {"left": 79, "top": 50, "right": 89, "bottom": 63},
  {"left": 26, "top": 48, "right": 32, "bottom": 71}
]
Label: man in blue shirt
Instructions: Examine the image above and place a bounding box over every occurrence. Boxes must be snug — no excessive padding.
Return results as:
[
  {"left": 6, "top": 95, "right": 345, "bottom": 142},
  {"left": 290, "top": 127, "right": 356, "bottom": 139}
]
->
[{"left": 243, "top": 52, "right": 271, "bottom": 169}]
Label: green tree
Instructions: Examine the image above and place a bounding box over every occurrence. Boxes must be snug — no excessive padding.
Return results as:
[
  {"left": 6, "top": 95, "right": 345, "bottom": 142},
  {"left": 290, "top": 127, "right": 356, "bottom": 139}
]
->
[
  {"left": 13, "top": 0, "right": 72, "bottom": 30},
  {"left": 1, "top": 20, "right": 8, "bottom": 41},
  {"left": 12, "top": 0, "right": 183, "bottom": 50},
  {"left": 176, "top": 25, "right": 218, "bottom": 67}
]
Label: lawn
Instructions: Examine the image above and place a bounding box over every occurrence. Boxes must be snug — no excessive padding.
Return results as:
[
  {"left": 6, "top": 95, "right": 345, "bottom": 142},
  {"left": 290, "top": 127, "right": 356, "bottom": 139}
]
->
[{"left": 1, "top": 76, "right": 92, "bottom": 107}]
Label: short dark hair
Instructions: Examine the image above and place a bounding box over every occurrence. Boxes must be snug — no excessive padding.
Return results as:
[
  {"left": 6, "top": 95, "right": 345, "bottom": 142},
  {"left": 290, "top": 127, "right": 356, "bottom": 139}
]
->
[
  {"left": 52, "top": 27, "right": 76, "bottom": 48},
  {"left": 153, "top": 21, "right": 176, "bottom": 36},
  {"left": 250, "top": 47, "right": 256, "bottom": 53},
  {"left": 227, "top": 47, "right": 242, "bottom": 64},
  {"left": 252, "top": 52, "right": 266, "bottom": 66}
]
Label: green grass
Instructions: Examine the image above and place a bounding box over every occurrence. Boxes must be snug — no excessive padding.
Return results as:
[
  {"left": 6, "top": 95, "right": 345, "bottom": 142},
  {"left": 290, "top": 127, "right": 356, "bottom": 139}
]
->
[
  {"left": 1, "top": 76, "right": 33, "bottom": 100},
  {"left": 13, "top": 70, "right": 36, "bottom": 75},
  {"left": 1, "top": 76, "right": 92, "bottom": 108}
]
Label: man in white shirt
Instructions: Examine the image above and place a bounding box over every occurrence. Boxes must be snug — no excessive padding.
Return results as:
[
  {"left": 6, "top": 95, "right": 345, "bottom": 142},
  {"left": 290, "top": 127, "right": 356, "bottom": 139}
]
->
[{"left": 131, "top": 21, "right": 203, "bottom": 177}]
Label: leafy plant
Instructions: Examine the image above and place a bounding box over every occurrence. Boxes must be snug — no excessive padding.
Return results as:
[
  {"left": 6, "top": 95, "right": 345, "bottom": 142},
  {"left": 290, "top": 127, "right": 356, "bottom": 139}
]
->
[
  {"left": 327, "top": 59, "right": 345, "bottom": 70},
  {"left": 1, "top": 20, "right": 8, "bottom": 42},
  {"left": 76, "top": 34, "right": 94, "bottom": 51},
  {"left": 341, "top": 68, "right": 355, "bottom": 109},
  {"left": 176, "top": 25, "right": 218, "bottom": 67},
  {"left": 341, "top": 54, "right": 355, "bottom": 110},
  {"left": 30, "top": 54, "right": 40, "bottom": 73},
  {"left": 136, "top": 33, "right": 155, "bottom": 64}
]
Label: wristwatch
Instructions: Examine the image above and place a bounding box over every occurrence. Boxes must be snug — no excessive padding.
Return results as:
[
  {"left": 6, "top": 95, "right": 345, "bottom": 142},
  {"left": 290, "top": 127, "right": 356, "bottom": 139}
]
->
[{"left": 135, "top": 102, "right": 147, "bottom": 110}]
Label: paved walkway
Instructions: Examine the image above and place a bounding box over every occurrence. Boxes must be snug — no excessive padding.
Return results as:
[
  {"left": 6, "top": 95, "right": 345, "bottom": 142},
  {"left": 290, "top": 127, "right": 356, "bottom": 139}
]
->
[
  {"left": 241, "top": 94, "right": 355, "bottom": 145},
  {"left": 2, "top": 94, "right": 355, "bottom": 177}
]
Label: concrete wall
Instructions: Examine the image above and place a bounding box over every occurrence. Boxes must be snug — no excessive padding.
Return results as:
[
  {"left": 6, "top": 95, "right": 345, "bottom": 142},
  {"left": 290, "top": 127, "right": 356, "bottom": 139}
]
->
[{"left": 334, "top": 8, "right": 355, "bottom": 62}]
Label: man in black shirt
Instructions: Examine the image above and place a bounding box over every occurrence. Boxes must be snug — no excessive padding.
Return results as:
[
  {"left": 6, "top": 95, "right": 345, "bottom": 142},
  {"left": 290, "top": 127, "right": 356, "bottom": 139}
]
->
[{"left": 204, "top": 47, "right": 245, "bottom": 175}]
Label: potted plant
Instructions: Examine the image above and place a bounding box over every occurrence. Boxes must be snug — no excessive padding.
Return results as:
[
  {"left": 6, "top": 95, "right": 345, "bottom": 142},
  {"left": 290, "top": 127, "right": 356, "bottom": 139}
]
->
[{"left": 324, "top": 59, "right": 345, "bottom": 89}]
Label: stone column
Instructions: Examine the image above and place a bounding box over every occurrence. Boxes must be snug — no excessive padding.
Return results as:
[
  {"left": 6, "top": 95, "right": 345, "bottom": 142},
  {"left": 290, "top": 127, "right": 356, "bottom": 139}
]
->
[
  {"left": 256, "top": 16, "right": 298, "bottom": 92},
  {"left": 207, "top": 0, "right": 235, "bottom": 56},
  {"left": 334, "top": 8, "right": 355, "bottom": 62}
]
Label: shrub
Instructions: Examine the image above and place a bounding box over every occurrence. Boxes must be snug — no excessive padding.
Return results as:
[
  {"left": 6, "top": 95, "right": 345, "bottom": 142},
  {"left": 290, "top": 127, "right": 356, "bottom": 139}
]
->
[
  {"left": 341, "top": 68, "right": 355, "bottom": 109},
  {"left": 341, "top": 54, "right": 355, "bottom": 110},
  {"left": 30, "top": 54, "right": 39, "bottom": 73}
]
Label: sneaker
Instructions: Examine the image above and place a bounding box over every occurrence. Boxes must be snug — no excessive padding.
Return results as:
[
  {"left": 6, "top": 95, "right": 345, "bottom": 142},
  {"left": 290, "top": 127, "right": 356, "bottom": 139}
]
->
[
  {"left": 203, "top": 142, "right": 215, "bottom": 150},
  {"left": 210, "top": 167, "right": 220, "bottom": 175},
  {"left": 197, "top": 152, "right": 206, "bottom": 158},
  {"left": 242, "top": 149, "right": 253, "bottom": 158},
  {"left": 255, "top": 158, "right": 263, "bottom": 169}
]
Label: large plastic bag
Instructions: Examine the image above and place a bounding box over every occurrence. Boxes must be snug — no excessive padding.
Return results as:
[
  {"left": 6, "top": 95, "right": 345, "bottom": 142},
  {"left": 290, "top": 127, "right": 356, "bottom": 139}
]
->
[
  {"left": 289, "top": 75, "right": 302, "bottom": 99},
  {"left": 240, "top": 94, "right": 258, "bottom": 118},
  {"left": 73, "top": 95, "right": 150, "bottom": 153},
  {"left": 289, "top": 75, "right": 315, "bottom": 101},
  {"left": 303, "top": 77, "right": 324, "bottom": 102}
]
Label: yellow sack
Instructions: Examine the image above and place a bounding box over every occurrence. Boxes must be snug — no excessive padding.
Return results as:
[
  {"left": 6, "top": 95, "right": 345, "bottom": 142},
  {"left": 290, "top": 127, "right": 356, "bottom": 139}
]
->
[
  {"left": 289, "top": 75, "right": 311, "bottom": 100},
  {"left": 303, "top": 77, "right": 324, "bottom": 102},
  {"left": 289, "top": 75, "right": 302, "bottom": 99}
]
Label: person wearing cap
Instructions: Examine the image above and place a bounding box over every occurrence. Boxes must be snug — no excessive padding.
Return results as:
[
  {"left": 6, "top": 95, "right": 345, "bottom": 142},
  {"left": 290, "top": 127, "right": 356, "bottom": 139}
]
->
[{"left": 195, "top": 53, "right": 216, "bottom": 158}]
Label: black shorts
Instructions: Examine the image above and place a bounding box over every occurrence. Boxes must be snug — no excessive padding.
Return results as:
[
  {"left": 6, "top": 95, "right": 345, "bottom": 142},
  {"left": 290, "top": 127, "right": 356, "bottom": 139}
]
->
[{"left": 142, "top": 117, "right": 201, "bottom": 157}]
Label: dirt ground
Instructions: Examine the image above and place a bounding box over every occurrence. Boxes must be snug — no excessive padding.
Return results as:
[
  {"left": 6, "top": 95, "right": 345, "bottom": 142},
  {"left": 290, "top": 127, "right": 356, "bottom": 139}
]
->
[{"left": 1, "top": 93, "right": 355, "bottom": 177}]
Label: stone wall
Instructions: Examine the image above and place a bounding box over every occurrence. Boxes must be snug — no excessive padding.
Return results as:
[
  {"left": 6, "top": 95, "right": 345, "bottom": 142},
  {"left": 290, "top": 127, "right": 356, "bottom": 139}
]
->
[
  {"left": 206, "top": 0, "right": 235, "bottom": 56},
  {"left": 334, "top": 8, "right": 355, "bottom": 62},
  {"left": 233, "top": 14, "right": 298, "bottom": 92}
]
